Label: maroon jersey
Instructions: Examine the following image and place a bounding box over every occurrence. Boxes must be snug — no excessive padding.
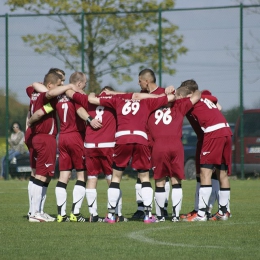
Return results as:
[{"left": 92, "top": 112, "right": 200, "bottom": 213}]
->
[
  {"left": 85, "top": 92, "right": 116, "bottom": 145},
  {"left": 26, "top": 86, "right": 58, "bottom": 136},
  {"left": 72, "top": 92, "right": 115, "bottom": 146},
  {"left": 188, "top": 96, "right": 232, "bottom": 139},
  {"left": 99, "top": 95, "right": 168, "bottom": 145},
  {"left": 148, "top": 98, "right": 193, "bottom": 180},
  {"left": 55, "top": 94, "right": 85, "bottom": 134},
  {"left": 186, "top": 94, "right": 218, "bottom": 141},
  {"left": 148, "top": 98, "right": 193, "bottom": 141},
  {"left": 150, "top": 86, "right": 165, "bottom": 95},
  {"left": 140, "top": 86, "right": 165, "bottom": 95}
]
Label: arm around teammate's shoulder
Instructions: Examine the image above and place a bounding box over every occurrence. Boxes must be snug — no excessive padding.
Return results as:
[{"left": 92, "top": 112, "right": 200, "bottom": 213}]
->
[
  {"left": 88, "top": 92, "right": 101, "bottom": 105},
  {"left": 190, "top": 90, "right": 201, "bottom": 105}
]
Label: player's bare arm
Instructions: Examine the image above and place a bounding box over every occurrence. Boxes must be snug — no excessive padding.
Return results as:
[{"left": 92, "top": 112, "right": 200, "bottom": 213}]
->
[
  {"left": 131, "top": 92, "right": 165, "bottom": 100},
  {"left": 76, "top": 107, "right": 102, "bottom": 129},
  {"left": 27, "top": 108, "right": 46, "bottom": 127},
  {"left": 88, "top": 93, "right": 101, "bottom": 105},
  {"left": 32, "top": 82, "right": 48, "bottom": 92},
  {"left": 46, "top": 84, "right": 83, "bottom": 99},
  {"left": 102, "top": 89, "right": 125, "bottom": 95},
  {"left": 190, "top": 90, "right": 201, "bottom": 105}
]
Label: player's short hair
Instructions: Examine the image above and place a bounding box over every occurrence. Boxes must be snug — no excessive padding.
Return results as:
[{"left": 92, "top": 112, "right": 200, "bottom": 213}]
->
[
  {"left": 179, "top": 79, "right": 198, "bottom": 91},
  {"left": 176, "top": 86, "right": 193, "bottom": 97},
  {"left": 100, "top": 86, "right": 114, "bottom": 92},
  {"left": 69, "top": 72, "right": 86, "bottom": 84},
  {"left": 139, "top": 68, "right": 156, "bottom": 83},
  {"left": 43, "top": 72, "right": 61, "bottom": 86},
  {"left": 48, "top": 68, "right": 65, "bottom": 76}
]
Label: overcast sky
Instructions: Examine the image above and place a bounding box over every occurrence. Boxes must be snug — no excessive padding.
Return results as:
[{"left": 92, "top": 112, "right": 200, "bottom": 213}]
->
[{"left": 0, "top": 0, "right": 259, "bottom": 111}]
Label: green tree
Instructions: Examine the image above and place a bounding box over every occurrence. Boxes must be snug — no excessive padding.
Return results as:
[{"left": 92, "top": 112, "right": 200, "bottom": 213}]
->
[{"left": 6, "top": 0, "right": 187, "bottom": 92}]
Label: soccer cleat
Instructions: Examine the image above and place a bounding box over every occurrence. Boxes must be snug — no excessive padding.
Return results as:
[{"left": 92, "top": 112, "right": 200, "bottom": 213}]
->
[
  {"left": 180, "top": 210, "right": 197, "bottom": 219},
  {"left": 155, "top": 216, "right": 165, "bottom": 223},
  {"left": 183, "top": 213, "right": 207, "bottom": 222},
  {"left": 209, "top": 212, "right": 229, "bottom": 221},
  {"left": 29, "top": 212, "right": 49, "bottom": 222},
  {"left": 131, "top": 210, "right": 145, "bottom": 220},
  {"left": 103, "top": 214, "right": 116, "bottom": 224},
  {"left": 172, "top": 216, "right": 180, "bottom": 222},
  {"left": 57, "top": 214, "right": 70, "bottom": 222},
  {"left": 42, "top": 212, "right": 56, "bottom": 222},
  {"left": 143, "top": 215, "right": 156, "bottom": 224},
  {"left": 89, "top": 214, "right": 103, "bottom": 223},
  {"left": 69, "top": 213, "right": 87, "bottom": 222},
  {"left": 116, "top": 215, "right": 128, "bottom": 222}
]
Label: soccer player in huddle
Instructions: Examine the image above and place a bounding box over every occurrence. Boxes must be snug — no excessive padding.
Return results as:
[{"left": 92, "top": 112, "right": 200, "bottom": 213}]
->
[
  {"left": 147, "top": 87, "right": 201, "bottom": 222},
  {"left": 26, "top": 71, "right": 82, "bottom": 222},
  {"left": 175, "top": 80, "right": 232, "bottom": 221}
]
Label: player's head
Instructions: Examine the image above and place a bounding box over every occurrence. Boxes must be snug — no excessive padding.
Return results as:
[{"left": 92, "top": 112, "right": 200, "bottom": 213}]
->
[
  {"left": 48, "top": 68, "right": 65, "bottom": 85},
  {"left": 43, "top": 72, "right": 62, "bottom": 89},
  {"left": 69, "top": 72, "right": 87, "bottom": 90},
  {"left": 175, "top": 86, "right": 193, "bottom": 99},
  {"left": 179, "top": 79, "right": 198, "bottom": 92},
  {"left": 99, "top": 86, "right": 114, "bottom": 96},
  {"left": 138, "top": 68, "right": 156, "bottom": 91}
]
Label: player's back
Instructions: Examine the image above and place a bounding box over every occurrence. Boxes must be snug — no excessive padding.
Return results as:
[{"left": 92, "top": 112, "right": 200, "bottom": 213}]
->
[
  {"left": 148, "top": 98, "right": 193, "bottom": 141},
  {"left": 100, "top": 95, "right": 168, "bottom": 145},
  {"left": 191, "top": 97, "right": 232, "bottom": 138},
  {"left": 56, "top": 94, "right": 79, "bottom": 134},
  {"left": 86, "top": 101, "right": 116, "bottom": 144}
]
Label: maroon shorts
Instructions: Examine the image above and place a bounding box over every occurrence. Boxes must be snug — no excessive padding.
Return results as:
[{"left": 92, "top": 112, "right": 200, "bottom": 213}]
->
[
  {"left": 25, "top": 131, "right": 36, "bottom": 169},
  {"left": 58, "top": 132, "right": 85, "bottom": 171},
  {"left": 85, "top": 148, "right": 113, "bottom": 176},
  {"left": 113, "top": 143, "right": 151, "bottom": 171},
  {"left": 152, "top": 139, "right": 185, "bottom": 180},
  {"left": 200, "top": 136, "right": 232, "bottom": 170},
  {"left": 32, "top": 134, "right": 57, "bottom": 177}
]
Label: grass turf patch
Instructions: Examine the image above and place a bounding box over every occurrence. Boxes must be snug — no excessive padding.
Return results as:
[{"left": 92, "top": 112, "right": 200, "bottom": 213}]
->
[{"left": 0, "top": 178, "right": 259, "bottom": 260}]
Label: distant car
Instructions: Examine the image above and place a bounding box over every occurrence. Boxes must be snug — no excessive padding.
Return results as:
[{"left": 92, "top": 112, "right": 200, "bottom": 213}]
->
[{"left": 232, "top": 109, "right": 260, "bottom": 177}]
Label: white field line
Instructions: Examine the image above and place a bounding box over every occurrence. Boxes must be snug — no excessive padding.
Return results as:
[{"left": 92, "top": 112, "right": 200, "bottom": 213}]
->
[{"left": 126, "top": 223, "right": 258, "bottom": 249}]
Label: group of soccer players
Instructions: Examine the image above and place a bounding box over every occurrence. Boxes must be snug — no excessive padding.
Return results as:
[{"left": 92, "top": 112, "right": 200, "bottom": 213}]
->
[{"left": 25, "top": 67, "right": 232, "bottom": 223}]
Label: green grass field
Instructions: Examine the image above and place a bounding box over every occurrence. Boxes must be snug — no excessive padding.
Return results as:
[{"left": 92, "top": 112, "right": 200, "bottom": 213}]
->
[{"left": 0, "top": 177, "right": 259, "bottom": 260}]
